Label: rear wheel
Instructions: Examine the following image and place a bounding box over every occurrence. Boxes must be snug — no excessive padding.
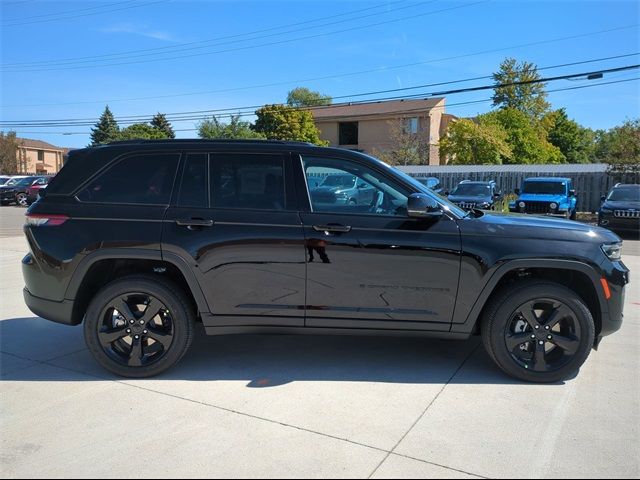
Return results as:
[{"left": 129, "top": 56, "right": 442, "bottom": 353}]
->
[
  {"left": 481, "top": 281, "right": 594, "bottom": 383},
  {"left": 84, "top": 275, "right": 194, "bottom": 378}
]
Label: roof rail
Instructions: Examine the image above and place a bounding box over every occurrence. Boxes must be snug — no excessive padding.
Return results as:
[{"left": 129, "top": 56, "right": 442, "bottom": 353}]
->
[{"left": 104, "top": 138, "right": 315, "bottom": 146}]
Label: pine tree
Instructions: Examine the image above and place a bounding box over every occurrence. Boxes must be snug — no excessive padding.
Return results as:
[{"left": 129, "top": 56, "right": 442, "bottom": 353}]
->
[
  {"left": 150, "top": 113, "right": 175, "bottom": 138},
  {"left": 90, "top": 106, "right": 120, "bottom": 146}
]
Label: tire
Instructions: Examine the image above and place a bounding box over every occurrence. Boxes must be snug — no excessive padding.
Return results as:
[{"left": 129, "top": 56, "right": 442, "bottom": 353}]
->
[
  {"left": 16, "top": 193, "right": 28, "bottom": 207},
  {"left": 570, "top": 210, "right": 577, "bottom": 221},
  {"left": 84, "top": 275, "right": 195, "bottom": 378},
  {"left": 481, "top": 281, "right": 595, "bottom": 383}
]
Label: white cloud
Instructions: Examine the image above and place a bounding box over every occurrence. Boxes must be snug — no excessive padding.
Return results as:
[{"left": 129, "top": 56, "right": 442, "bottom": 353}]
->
[{"left": 100, "top": 23, "right": 176, "bottom": 42}]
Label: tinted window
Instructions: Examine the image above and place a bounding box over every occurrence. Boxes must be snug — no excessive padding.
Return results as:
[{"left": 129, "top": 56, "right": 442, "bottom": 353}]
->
[
  {"left": 77, "top": 153, "right": 180, "bottom": 205},
  {"left": 303, "top": 156, "right": 408, "bottom": 216},
  {"left": 210, "top": 153, "right": 285, "bottom": 211},
  {"left": 451, "top": 184, "right": 492, "bottom": 196},
  {"left": 178, "top": 153, "right": 208, "bottom": 208},
  {"left": 522, "top": 181, "right": 566, "bottom": 195}
]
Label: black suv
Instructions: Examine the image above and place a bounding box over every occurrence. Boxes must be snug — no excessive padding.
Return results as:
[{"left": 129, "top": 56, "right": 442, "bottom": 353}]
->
[
  {"left": 446, "top": 180, "right": 502, "bottom": 210},
  {"left": 598, "top": 183, "right": 640, "bottom": 235},
  {"left": 23, "top": 140, "right": 629, "bottom": 382}
]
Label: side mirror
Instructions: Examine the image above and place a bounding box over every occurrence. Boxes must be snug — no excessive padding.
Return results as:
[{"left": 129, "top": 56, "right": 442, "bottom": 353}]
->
[
  {"left": 569, "top": 189, "right": 576, "bottom": 197},
  {"left": 407, "top": 193, "right": 442, "bottom": 218},
  {"left": 494, "top": 192, "right": 502, "bottom": 199},
  {"left": 444, "top": 190, "right": 450, "bottom": 196},
  {"left": 600, "top": 195, "right": 606, "bottom": 202},
  {"left": 514, "top": 188, "right": 520, "bottom": 195}
]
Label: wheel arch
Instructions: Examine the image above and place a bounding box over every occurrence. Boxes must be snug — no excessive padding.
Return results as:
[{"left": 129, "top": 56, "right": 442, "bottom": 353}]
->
[
  {"left": 66, "top": 249, "right": 209, "bottom": 325},
  {"left": 454, "top": 259, "right": 607, "bottom": 338}
]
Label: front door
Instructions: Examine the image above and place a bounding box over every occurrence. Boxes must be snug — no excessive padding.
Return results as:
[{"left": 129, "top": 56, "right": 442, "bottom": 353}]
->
[
  {"left": 162, "top": 151, "right": 306, "bottom": 327},
  {"left": 297, "top": 154, "right": 462, "bottom": 331}
]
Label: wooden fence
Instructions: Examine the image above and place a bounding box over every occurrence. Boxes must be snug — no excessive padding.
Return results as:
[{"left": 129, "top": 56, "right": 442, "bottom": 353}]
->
[{"left": 398, "top": 164, "right": 638, "bottom": 213}]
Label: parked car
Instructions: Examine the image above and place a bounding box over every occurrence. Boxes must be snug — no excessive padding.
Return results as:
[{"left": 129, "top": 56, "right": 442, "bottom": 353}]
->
[
  {"left": 598, "top": 184, "right": 640, "bottom": 234},
  {"left": 446, "top": 180, "right": 502, "bottom": 210},
  {"left": 415, "top": 176, "right": 443, "bottom": 194},
  {"left": 0, "top": 175, "right": 48, "bottom": 206},
  {"left": 25, "top": 177, "right": 51, "bottom": 205},
  {"left": 309, "top": 172, "right": 376, "bottom": 207},
  {"left": 510, "top": 177, "right": 577, "bottom": 219},
  {"left": 23, "top": 139, "right": 628, "bottom": 383}
]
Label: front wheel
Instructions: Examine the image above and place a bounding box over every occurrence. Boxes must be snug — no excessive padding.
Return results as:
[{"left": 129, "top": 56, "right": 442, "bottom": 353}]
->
[
  {"left": 481, "top": 281, "right": 595, "bottom": 383},
  {"left": 16, "top": 193, "right": 28, "bottom": 207},
  {"left": 84, "top": 275, "right": 195, "bottom": 378}
]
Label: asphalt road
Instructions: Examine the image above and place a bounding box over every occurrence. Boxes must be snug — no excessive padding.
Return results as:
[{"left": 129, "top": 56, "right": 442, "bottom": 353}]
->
[{"left": 1, "top": 207, "right": 639, "bottom": 478}]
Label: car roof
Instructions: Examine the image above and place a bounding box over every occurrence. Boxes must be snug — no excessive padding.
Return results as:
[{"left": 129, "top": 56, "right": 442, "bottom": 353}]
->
[
  {"left": 458, "top": 180, "right": 495, "bottom": 185},
  {"left": 612, "top": 183, "right": 639, "bottom": 189},
  {"left": 524, "top": 177, "right": 571, "bottom": 182}
]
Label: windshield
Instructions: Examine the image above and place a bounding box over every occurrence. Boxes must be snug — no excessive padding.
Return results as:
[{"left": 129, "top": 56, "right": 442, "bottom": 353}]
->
[
  {"left": 0, "top": 177, "right": 9, "bottom": 185},
  {"left": 15, "top": 177, "right": 38, "bottom": 187},
  {"left": 5, "top": 177, "right": 24, "bottom": 186},
  {"left": 321, "top": 174, "right": 356, "bottom": 188},
  {"left": 522, "top": 181, "right": 566, "bottom": 195},
  {"left": 608, "top": 188, "right": 640, "bottom": 202},
  {"left": 451, "top": 184, "right": 491, "bottom": 196}
]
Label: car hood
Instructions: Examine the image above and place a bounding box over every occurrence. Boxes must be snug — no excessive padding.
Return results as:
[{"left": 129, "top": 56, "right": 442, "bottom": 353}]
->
[
  {"left": 601, "top": 200, "right": 640, "bottom": 210},
  {"left": 462, "top": 211, "right": 619, "bottom": 244},
  {"left": 0, "top": 185, "right": 17, "bottom": 191},
  {"left": 517, "top": 193, "right": 567, "bottom": 203},
  {"left": 448, "top": 195, "right": 492, "bottom": 203}
]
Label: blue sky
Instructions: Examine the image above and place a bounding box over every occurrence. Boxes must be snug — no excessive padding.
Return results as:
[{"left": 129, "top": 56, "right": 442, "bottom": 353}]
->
[{"left": 1, "top": 0, "right": 639, "bottom": 148}]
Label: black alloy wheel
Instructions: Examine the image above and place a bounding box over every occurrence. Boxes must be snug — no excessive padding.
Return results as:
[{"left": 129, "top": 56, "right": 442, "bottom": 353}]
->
[
  {"left": 505, "top": 299, "right": 581, "bottom": 373},
  {"left": 84, "top": 276, "right": 194, "bottom": 378},
  {"left": 97, "top": 293, "right": 174, "bottom": 368},
  {"left": 482, "top": 281, "right": 595, "bottom": 383}
]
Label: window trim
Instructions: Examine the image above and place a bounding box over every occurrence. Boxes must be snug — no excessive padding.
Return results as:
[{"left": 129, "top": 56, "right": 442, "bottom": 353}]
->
[{"left": 74, "top": 151, "right": 181, "bottom": 207}]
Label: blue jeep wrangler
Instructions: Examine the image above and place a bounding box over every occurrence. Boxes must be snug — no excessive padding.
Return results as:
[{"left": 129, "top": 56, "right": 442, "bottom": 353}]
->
[{"left": 509, "top": 177, "right": 577, "bottom": 219}]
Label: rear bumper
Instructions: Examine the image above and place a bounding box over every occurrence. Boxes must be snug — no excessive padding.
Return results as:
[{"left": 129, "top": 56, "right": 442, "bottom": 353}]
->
[{"left": 23, "top": 288, "right": 77, "bottom": 326}]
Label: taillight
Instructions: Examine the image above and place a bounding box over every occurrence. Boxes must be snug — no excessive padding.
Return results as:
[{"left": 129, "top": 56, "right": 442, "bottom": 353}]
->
[{"left": 25, "top": 214, "right": 69, "bottom": 227}]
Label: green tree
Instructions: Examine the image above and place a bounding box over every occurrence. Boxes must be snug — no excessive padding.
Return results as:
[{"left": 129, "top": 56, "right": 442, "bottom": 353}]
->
[
  {"left": 492, "top": 58, "right": 550, "bottom": 120},
  {"left": 286, "top": 87, "right": 332, "bottom": 107},
  {"left": 0, "top": 131, "right": 22, "bottom": 174},
  {"left": 544, "top": 109, "right": 595, "bottom": 164},
  {"left": 254, "top": 104, "right": 327, "bottom": 145},
  {"left": 372, "top": 118, "right": 431, "bottom": 166},
  {"left": 90, "top": 106, "right": 120, "bottom": 146},
  {"left": 595, "top": 118, "right": 640, "bottom": 164},
  {"left": 115, "top": 123, "right": 168, "bottom": 141},
  {"left": 440, "top": 117, "right": 512, "bottom": 165},
  {"left": 150, "top": 113, "right": 175, "bottom": 138},
  {"left": 198, "top": 115, "right": 266, "bottom": 140},
  {"left": 486, "top": 108, "right": 564, "bottom": 164}
]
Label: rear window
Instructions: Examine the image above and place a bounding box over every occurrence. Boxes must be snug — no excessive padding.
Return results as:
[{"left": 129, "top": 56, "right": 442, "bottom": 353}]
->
[
  {"left": 210, "top": 153, "right": 285, "bottom": 211},
  {"left": 76, "top": 153, "right": 180, "bottom": 205}
]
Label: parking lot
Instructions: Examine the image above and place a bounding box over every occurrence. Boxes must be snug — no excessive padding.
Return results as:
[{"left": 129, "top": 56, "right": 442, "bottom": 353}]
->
[{"left": 1, "top": 206, "right": 638, "bottom": 478}]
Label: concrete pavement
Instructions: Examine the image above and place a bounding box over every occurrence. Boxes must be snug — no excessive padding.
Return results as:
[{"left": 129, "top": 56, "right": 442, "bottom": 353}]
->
[{"left": 1, "top": 231, "right": 639, "bottom": 478}]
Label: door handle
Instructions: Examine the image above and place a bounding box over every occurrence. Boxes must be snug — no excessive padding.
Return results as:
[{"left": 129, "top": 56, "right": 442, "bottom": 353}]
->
[
  {"left": 176, "top": 218, "right": 214, "bottom": 228},
  {"left": 313, "top": 224, "right": 352, "bottom": 233}
]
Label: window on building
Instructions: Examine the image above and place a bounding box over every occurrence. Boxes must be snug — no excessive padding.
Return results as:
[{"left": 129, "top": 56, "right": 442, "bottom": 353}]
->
[
  {"left": 405, "top": 118, "right": 419, "bottom": 134},
  {"left": 76, "top": 153, "right": 180, "bottom": 205},
  {"left": 210, "top": 153, "right": 286, "bottom": 211},
  {"left": 37, "top": 150, "right": 44, "bottom": 162},
  {"left": 339, "top": 122, "right": 359, "bottom": 145}
]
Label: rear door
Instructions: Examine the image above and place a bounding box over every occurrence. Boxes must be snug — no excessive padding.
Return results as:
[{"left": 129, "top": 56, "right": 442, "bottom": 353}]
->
[{"left": 161, "top": 150, "right": 306, "bottom": 327}]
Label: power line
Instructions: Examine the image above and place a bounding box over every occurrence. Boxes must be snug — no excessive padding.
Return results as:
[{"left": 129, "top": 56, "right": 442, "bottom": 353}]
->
[
  {"left": 3, "top": 27, "right": 637, "bottom": 108},
  {"left": 1, "top": 0, "right": 421, "bottom": 67},
  {"left": 0, "top": 1, "right": 490, "bottom": 72},
  {"left": 2, "top": 0, "right": 136, "bottom": 23},
  {"left": 9, "top": 77, "right": 639, "bottom": 135},
  {"left": 1, "top": 0, "right": 171, "bottom": 27},
  {"left": 3, "top": 64, "right": 638, "bottom": 127}
]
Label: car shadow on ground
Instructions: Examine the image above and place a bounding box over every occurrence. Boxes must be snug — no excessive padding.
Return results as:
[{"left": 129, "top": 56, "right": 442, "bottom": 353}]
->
[{"left": 1, "top": 317, "right": 569, "bottom": 386}]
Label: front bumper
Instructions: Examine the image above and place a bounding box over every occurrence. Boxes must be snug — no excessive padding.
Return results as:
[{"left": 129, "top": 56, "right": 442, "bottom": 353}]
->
[
  {"left": 0, "top": 192, "right": 16, "bottom": 202},
  {"left": 598, "top": 215, "right": 640, "bottom": 233},
  {"left": 23, "top": 288, "right": 76, "bottom": 326}
]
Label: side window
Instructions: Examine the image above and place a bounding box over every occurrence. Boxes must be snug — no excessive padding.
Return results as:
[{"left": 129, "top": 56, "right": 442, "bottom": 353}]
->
[
  {"left": 302, "top": 156, "right": 409, "bottom": 216},
  {"left": 77, "top": 153, "right": 180, "bottom": 205},
  {"left": 210, "top": 153, "right": 286, "bottom": 211},
  {"left": 178, "top": 153, "right": 208, "bottom": 208}
]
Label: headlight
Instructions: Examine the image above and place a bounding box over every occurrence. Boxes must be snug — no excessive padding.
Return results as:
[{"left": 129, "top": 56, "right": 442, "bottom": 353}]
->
[
  {"left": 601, "top": 242, "right": 622, "bottom": 261},
  {"left": 518, "top": 201, "right": 526, "bottom": 209},
  {"left": 550, "top": 202, "right": 558, "bottom": 210}
]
